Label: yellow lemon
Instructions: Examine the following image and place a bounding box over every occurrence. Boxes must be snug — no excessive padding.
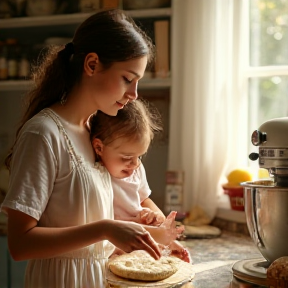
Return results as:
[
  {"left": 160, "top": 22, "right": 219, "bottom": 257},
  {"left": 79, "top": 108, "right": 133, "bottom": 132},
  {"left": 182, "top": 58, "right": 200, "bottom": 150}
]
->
[
  {"left": 227, "top": 168, "right": 253, "bottom": 185},
  {"left": 257, "top": 168, "right": 270, "bottom": 179}
]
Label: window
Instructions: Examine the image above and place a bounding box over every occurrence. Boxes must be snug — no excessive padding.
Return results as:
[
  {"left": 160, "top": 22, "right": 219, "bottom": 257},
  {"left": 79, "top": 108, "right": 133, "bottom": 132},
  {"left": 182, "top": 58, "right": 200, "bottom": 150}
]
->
[{"left": 248, "top": 0, "right": 288, "bottom": 162}]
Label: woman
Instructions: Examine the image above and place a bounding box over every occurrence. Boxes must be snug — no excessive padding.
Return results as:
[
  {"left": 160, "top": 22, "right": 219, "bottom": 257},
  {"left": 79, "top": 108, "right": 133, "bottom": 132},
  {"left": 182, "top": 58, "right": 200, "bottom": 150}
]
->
[{"left": 1, "top": 9, "right": 160, "bottom": 288}]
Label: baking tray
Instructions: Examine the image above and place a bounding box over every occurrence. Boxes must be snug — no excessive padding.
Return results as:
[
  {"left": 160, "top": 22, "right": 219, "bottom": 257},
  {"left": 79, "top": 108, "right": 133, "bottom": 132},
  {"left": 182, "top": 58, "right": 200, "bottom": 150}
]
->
[{"left": 106, "top": 260, "right": 195, "bottom": 288}]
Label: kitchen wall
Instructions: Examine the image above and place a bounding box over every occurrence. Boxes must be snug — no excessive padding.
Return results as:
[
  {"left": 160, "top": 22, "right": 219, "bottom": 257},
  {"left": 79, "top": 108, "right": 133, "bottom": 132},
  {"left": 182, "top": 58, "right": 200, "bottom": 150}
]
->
[{"left": 140, "top": 90, "right": 170, "bottom": 212}]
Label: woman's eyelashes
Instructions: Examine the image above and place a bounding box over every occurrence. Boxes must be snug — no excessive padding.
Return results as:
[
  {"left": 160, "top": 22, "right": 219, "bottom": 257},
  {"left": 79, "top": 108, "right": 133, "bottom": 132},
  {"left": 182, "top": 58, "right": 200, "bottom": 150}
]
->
[{"left": 123, "top": 76, "right": 132, "bottom": 84}]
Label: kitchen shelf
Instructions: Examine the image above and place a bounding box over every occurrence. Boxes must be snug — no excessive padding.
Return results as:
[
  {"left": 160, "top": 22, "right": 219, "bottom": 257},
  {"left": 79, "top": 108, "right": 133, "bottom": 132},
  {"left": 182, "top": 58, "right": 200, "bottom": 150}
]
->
[
  {"left": 0, "top": 8, "right": 171, "bottom": 28},
  {"left": 0, "top": 7, "right": 172, "bottom": 92},
  {"left": 0, "top": 80, "right": 33, "bottom": 91},
  {"left": 0, "top": 78, "right": 171, "bottom": 92}
]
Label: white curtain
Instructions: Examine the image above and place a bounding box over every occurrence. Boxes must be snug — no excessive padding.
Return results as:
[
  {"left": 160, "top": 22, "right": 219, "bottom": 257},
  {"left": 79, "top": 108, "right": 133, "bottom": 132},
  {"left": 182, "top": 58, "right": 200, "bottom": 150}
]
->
[{"left": 168, "top": 0, "right": 249, "bottom": 219}]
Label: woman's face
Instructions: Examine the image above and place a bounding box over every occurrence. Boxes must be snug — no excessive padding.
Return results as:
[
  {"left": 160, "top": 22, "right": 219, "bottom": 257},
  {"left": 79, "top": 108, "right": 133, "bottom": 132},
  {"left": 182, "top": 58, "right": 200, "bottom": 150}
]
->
[
  {"left": 87, "top": 56, "right": 148, "bottom": 116},
  {"left": 92, "top": 136, "right": 150, "bottom": 179}
]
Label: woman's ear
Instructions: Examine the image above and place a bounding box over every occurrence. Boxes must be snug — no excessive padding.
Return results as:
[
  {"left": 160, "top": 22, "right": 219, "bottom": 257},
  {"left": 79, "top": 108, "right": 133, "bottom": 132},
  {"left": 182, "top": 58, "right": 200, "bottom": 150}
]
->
[
  {"left": 84, "top": 52, "right": 99, "bottom": 76},
  {"left": 91, "top": 138, "right": 104, "bottom": 156}
]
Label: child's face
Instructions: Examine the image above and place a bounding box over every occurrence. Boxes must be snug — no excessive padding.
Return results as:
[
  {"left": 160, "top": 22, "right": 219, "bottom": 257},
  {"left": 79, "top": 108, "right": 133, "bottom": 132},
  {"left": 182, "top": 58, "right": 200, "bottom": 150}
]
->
[{"left": 92, "top": 136, "right": 149, "bottom": 179}]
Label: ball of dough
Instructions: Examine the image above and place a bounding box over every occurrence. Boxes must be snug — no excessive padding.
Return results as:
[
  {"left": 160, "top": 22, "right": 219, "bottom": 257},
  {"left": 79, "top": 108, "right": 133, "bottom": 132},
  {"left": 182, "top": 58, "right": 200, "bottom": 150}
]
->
[{"left": 267, "top": 257, "right": 288, "bottom": 288}]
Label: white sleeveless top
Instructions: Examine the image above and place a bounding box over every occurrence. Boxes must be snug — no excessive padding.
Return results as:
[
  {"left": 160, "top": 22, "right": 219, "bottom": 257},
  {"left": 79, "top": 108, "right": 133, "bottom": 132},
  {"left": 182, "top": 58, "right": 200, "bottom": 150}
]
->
[{"left": 1, "top": 108, "right": 114, "bottom": 288}]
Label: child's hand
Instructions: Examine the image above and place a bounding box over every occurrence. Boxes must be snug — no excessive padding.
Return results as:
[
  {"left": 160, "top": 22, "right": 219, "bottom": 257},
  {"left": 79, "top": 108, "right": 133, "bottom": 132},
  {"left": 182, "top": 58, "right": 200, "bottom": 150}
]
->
[
  {"left": 160, "top": 211, "right": 185, "bottom": 239},
  {"left": 169, "top": 240, "right": 192, "bottom": 263},
  {"left": 138, "top": 208, "right": 166, "bottom": 226},
  {"left": 155, "top": 211, "right": 184, "bottom": 245},
  {"left": 146, "top": 211, "right": 185, "bottom": 246}
]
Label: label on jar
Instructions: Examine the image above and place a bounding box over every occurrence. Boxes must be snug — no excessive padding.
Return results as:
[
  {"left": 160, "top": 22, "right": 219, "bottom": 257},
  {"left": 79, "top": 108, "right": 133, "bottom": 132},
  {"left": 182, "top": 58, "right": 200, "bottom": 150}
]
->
[{"left": 18, "top": 58, "right": 30, "bottom": 79}]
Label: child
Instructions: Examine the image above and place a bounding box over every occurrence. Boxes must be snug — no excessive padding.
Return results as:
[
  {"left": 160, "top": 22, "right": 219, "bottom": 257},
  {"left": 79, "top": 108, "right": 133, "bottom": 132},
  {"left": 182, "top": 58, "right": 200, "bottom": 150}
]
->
[{"left": 90, "top": 99, "right": 192, "bottom": 263}]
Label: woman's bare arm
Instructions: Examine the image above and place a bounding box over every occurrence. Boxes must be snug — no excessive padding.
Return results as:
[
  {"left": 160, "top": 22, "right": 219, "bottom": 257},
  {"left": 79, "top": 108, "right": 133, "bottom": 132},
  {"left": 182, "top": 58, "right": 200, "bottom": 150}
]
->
[{"left": 6, "top": 208, "right": 161, "bottom": 261}]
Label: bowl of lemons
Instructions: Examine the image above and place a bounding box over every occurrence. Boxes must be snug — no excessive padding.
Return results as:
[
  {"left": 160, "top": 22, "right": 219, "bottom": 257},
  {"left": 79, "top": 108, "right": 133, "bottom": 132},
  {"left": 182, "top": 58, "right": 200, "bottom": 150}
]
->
[{"left": 222, "top": 168, "right": 269, "bottom": 211}]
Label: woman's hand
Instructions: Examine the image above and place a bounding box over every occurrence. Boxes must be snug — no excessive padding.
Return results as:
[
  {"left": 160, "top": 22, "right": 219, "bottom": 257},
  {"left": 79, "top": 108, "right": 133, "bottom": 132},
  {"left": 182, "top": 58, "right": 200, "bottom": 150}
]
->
[{"left": 105, "top": 219, "right": 161, "bottom": 260}]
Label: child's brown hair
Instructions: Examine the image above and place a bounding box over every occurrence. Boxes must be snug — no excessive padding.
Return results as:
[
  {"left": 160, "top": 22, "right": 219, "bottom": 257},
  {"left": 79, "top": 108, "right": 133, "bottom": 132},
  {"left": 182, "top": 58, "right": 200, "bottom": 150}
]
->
[{"left": 89, "top": 98, "right": 163, "bottom": 147}]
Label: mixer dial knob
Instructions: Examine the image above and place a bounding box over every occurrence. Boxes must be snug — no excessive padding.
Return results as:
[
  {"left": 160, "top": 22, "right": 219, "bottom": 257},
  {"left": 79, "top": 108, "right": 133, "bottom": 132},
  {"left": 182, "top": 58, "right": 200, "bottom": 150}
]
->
[
  {"left": 251, "top": 130, "right": 267, "bottom": 146},
  {"left": 249, "top": 152, "right": 259, "bottom": 161}
]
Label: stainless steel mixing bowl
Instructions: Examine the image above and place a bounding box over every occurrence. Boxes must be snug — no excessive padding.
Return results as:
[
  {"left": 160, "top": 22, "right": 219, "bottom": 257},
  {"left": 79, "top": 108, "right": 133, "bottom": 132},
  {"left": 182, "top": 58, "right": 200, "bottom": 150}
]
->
[{"left": 242, "top": 180, "right": 288, "bottom": 264}]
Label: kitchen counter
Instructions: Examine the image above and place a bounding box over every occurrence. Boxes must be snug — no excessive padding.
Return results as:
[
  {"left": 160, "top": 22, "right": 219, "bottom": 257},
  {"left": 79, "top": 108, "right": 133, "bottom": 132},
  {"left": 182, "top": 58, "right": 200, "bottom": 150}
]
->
[
  {"left": 1, "top": 229, "right": 268, "bottom": 288},
  {"left": 179, "top": 230, "right": 267, "bottom": 288},
  {"left": 109, "top": 230, "right": 267, "bottom": 288}
]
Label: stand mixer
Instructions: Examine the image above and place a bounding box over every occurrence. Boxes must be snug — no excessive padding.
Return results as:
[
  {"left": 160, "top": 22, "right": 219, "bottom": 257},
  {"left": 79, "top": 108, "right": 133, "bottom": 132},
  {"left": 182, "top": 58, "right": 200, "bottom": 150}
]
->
[{"left": 232, "top": 117, "right": 288, "bottom": 286}]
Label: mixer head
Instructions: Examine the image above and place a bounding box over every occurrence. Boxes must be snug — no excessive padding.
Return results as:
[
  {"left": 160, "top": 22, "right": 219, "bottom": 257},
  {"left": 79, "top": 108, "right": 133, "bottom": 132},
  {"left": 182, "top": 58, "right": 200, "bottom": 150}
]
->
[{"left": 249, "top": 117, "right": 288, "bottom": 186}]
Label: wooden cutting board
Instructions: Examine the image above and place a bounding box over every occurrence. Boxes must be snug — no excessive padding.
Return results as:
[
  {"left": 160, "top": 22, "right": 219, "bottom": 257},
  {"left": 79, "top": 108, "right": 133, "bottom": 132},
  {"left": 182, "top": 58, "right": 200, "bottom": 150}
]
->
[{"left": 106, "top": 260, "right": 195, "bottom": 287}]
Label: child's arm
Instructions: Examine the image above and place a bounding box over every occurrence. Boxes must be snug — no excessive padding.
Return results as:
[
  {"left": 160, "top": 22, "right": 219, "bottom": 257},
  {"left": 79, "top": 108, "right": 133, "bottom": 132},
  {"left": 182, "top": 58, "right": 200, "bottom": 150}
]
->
[{"left": 140, "top": 198, "right": 166, "bottom": 226}]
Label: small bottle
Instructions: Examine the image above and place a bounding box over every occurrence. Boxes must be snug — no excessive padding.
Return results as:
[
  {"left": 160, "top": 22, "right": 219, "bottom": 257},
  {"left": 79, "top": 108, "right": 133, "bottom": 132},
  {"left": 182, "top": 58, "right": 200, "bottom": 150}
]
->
[
  {"left": 18, "top": 47, "right": 30, "bottom": 80},
  {"left": 0, "top": 41, "right": 8, "bottom": 80},
  {"left": 6, "top": 38, "right": 19, "bottom": 80}
]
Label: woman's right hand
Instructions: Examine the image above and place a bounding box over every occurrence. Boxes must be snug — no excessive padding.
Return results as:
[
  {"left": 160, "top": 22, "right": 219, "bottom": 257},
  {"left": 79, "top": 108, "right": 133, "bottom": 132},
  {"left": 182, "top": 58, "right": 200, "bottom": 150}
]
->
[{"left": 105, "top": 219, "right": 161, "bottom": 260}]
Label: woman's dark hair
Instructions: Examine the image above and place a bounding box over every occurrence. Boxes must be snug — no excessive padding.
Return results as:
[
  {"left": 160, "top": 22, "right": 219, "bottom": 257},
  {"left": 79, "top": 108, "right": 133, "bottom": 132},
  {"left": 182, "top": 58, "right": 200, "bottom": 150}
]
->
[
  {"left": 89, "top": 98, "right": 163, "bottom": 148},
  {"left": 5, "top": 9, "right": 155, "bottom": 169}
]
